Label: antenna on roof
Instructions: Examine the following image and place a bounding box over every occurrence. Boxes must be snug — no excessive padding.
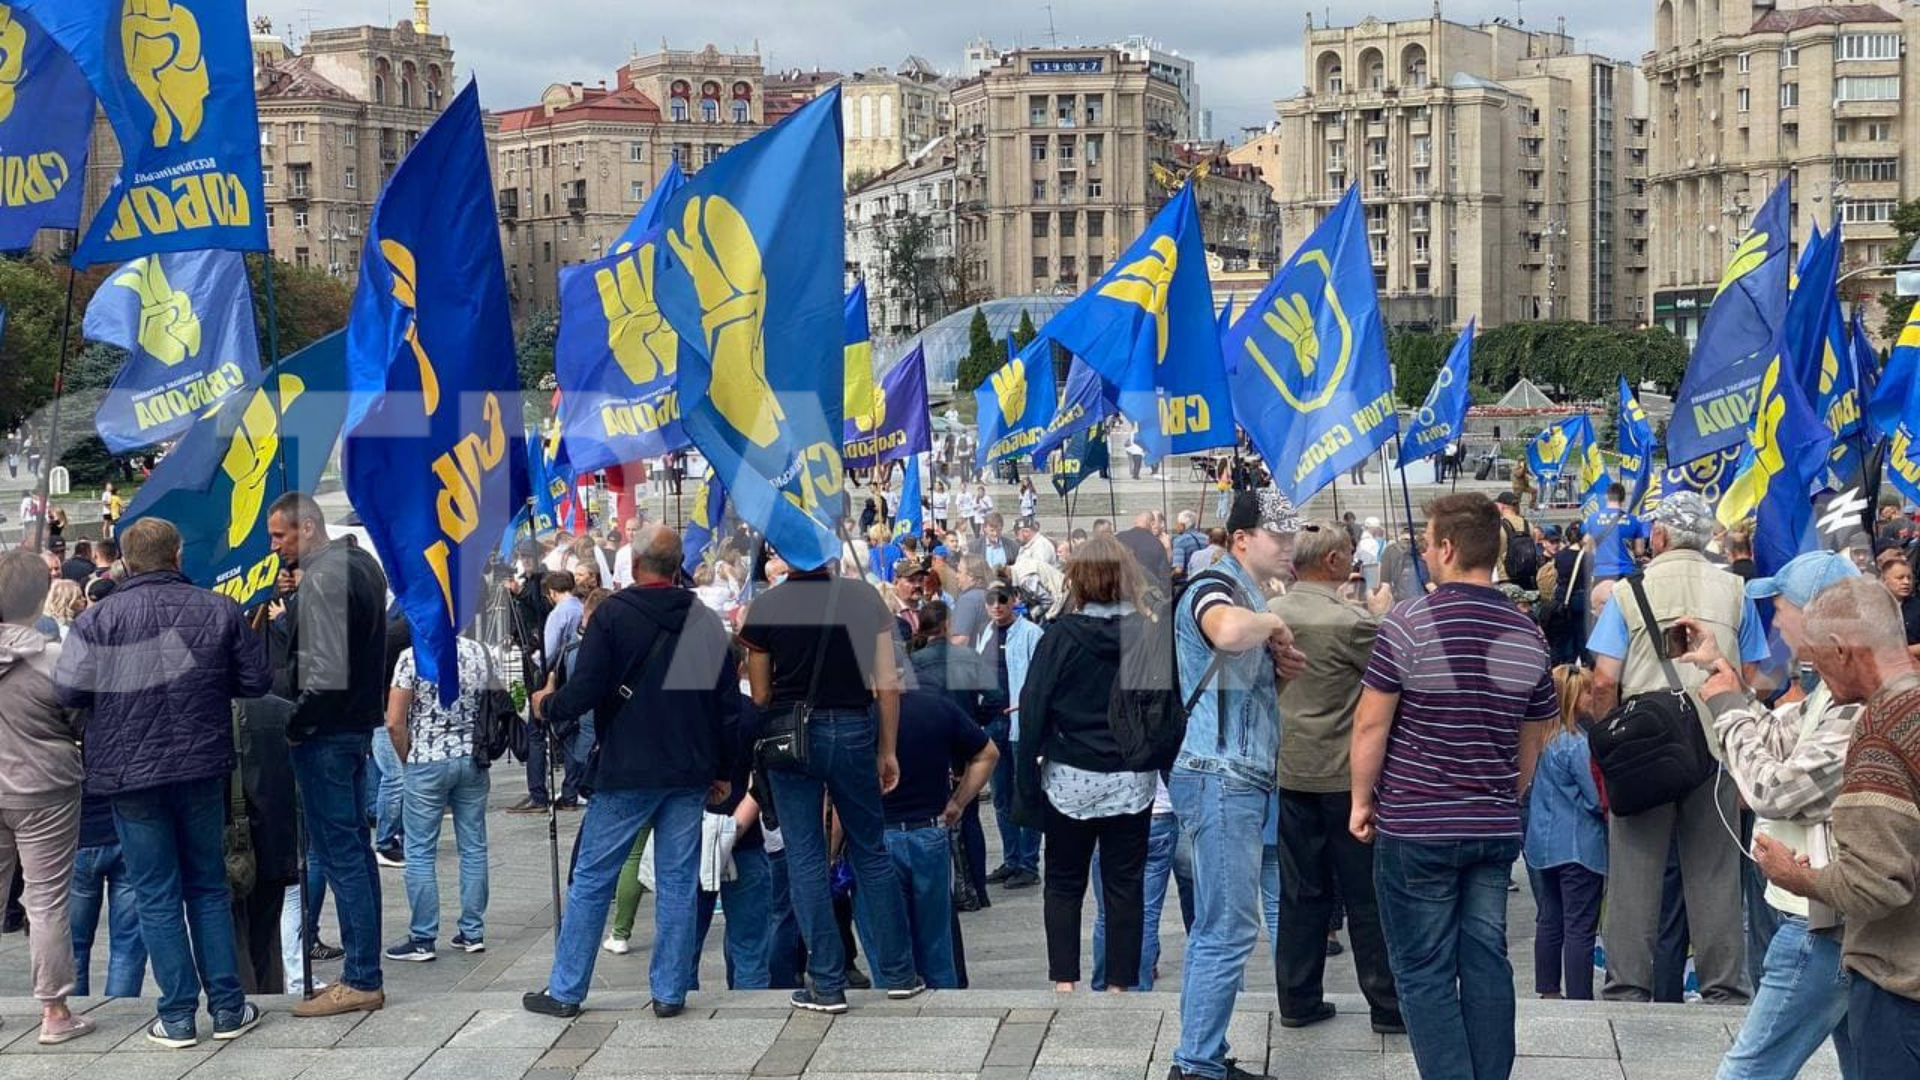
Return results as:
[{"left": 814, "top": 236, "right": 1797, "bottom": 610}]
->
[{"left": 1045, "top": 5, "right": 1059, "bottom": 47}]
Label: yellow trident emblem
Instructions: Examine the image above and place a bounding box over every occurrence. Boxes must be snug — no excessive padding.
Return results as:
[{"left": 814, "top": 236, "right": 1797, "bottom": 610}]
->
[
  {"left": 991, "top": 359, "right": 1028, "bottom": 424},
  {"left": 1098, "top": 235, "right": 1179, "bottom": 364},
  {"left": 220, "top": 374, "right": 304, "bottom": 549},
  {"left": 0, "top": 6, "right": 26, "bottom": 126},
  {"left": 115, "top": 257, "right": 202, "bottom": 367},
  {"left": 1243, "top": 250, "right": 1351, "bottom": 412},
  {"left": 594, "top": 244, "right": 679, "bottom": 385},
  {"left": 667, "top": 196, "right": 783, "bottom": 448},
  {"left": 123, "top": 0, "right": 210, "bottom": 149}
]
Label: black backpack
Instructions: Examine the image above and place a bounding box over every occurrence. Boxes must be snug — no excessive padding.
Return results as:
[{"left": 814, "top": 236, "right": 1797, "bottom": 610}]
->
[
  {"left": 1586, "top": 574, "right": 1717, "bottom": 816},
  {"left": 1501, "top": 518, "right": 1541, "bottom": 590},
  {"left": 1107, "top": 571, "right": 1230, "bottom": 772}
]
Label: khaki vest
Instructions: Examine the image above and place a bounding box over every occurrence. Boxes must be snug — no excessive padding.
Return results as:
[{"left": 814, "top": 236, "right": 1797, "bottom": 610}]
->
[{"left": 1617, "top": 549, "right": 1749, "bottom": 762}]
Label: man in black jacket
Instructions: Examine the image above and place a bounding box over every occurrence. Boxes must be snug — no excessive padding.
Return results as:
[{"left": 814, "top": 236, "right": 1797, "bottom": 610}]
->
[
  {"left": 266, "top": 493, "right": 391, "bottom": 1018},
  {"left": 522, "top": 525, "right": 738, "bottom": 1019}
]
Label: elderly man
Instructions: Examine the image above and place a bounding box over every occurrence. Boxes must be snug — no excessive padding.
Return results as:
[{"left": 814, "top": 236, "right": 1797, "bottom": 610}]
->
[
  {"left": 978, "top": 582, "right": 1043, "bottom": 889},
  {"left": 1589, "top": 492, "right": 1767, "bottom": 1005},
  {"left": 1753, "top": 577, "right": 1920, "bottom": 1077},
  {"left": 1170, "top": 512, "right": 1205, "bottom": 587},
  {"left": 1017, "top": 519, "right": 1059, "bottom": 570}
]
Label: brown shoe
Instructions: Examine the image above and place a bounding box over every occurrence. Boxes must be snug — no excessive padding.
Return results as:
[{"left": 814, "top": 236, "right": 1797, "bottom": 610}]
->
[{"left": 291, "top": 982, "right": 386, "bottom": 1018}]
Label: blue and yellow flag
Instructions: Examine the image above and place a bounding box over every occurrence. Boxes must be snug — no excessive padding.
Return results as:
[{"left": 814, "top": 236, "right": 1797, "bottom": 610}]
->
[
  {"left": 0, "top": 4, "right": 94, "bottom": 251},
  {"left": 554, "top": 234, "right": 691, "bottom": 473},
  {"left": 1400, "top": 318, "right": 1474, "bottom": 465},
  {"left": 1028, "top": 355, "right": 1113, "bottom": 467},
  {"left": 120, "top": 331, "right": 348, "bottom": 609},
  {"left": 342, "top": 80, "right": 528, "bottom": 703},
  {"left": 1617, "top": 376, "right": 1655, "bottom": 511},
  {"left": 1050, "top": 420, "right": 1109, "bottom": 496},
  {"left": 844, "top": 342, "right": 931, "bottom": 470},
  {"left": 680, "top": 466, "right": 728, "bottom": 576},
  {"left": 84, "top": 248, "right": 260, "bottom": 452},
  {"left": 1527, "top": 415, "right": 1593, "bottom": 485},
  {"left": 843, "top": 280, "right": 880, "bottom": 447},
  {"left": 613, "top": 158, "right": 685, "bottom": 252},
  {"left": 19, "top": 0, "right": 266, "bottom": 267},
  {"left": 499, "top": 426, "right": 561, "bottom": 559},
  {"left": 1039, "top": 183, "right": 1232, "bottom": 457},
  {"left": 1783, "top": 221, "right": 1841, "bottom": 400},
  {"left": 1667, "top": 180, "right": 1792, "bottom": 464},
  {"left": 976, "top": 330, "right": 1058, "bottom": 468},
  {"left": 1643, "top": 446, "right": 1746, "bottom": 513},
  {"left": 646, "top": 87, "right": 845, "bottom": 571},
  {"left": 1224, "top": 187, "right": 1396, "bottom": 505},
  {"left": 893, "top": 455, "right": 923, "bottom": 541},
  {"left": 1875, "top": 303, "right": 1920, "bottom": 506},
  {"left": 1717, "top": 355, "right": 1833, "bottom": 577}
]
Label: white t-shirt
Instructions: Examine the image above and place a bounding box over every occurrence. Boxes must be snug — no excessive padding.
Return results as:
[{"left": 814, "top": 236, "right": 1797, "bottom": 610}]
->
[
  {"left": 972, "top": 495, "right": 993, "bottom": 523},
  {"left": 932, "top": 492, "right": 949, "bottom": 519}
]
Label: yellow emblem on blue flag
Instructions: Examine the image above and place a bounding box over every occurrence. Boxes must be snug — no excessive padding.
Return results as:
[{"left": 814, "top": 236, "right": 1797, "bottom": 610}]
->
[
  {"left": 1097, "top": 235, "right": 1178, "bottom": 363},
  {"left": 114, "top": 256, "right": 201, "bottom": 366},
  {"left": 992, "top": 359, "right": 1028, "bottom": 423},
  {"left": 123, "top": 0, "right": 209, "bottom": 148},
  {"left": 843, "top": 280, "right": 877, "bottom": 440},
  {"left": 1716, "top": 353, "right": 1832, "bottom": 575}
]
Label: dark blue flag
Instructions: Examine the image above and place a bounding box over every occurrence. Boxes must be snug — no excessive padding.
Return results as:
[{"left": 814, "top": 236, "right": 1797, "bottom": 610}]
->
[
  {"left": 119, "top": 331, "right": 348, "bottom": 608},
  {"left": 1617, "top": 376, "right": 1656, "bottom": 510},
  {"left": 1400, "top": 318, "right": 1473, "bottom": 465},
  {"left": 554, "top": 235, "right": 691, "bottom": 473},
  {"left": 19, "top": 0, "right": 267, "bottom": 267},
  {"left": 977, "top": 331, "right": 1059, "bottom": 468},
  {"left": 844, "top": 343, "right": 932, "bottom": 470},
  {"left": 1050, "top": 421, "right": 1109, "bottom": 496},
  {"left": 1527, "top": 415, "right": 1594, "bottom": 485},
  {"left": 893, "top": 455, "right": 924, "bottom": 541},
  {"left": 0, "top": 5, "right": 94, "bottom": 251},
  {"left": 1718, "top": 354, "right": 1833, "bottom": 577},
  {"left": 1029, "top": 356, "right": 1113, "bottom": 467},
  {"left": 681, "top": 466, "right": 729, "bottom": 576},
  {"left": 85, "top": 249, "right": 260, "bottom": 452},
  {"left": 343, "top": 80, "right": 529, "bottom": 703}
]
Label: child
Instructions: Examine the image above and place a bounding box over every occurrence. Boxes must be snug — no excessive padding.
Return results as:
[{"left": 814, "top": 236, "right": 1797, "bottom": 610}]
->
[{"left": 1525, "top": 664, "right": 1607, "bottom": 999}]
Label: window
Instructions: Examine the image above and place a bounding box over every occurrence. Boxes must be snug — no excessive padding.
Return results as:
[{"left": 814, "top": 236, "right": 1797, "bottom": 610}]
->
[
  {"left": 1060, "top": 213, "right": 1076, "bottom": 239},
  {"left": 1030, "top": 95, "right": 1049, "bottom": 126},
  {"left": 290, "top": 123, "right": 306, "bottom": 144},
  {"left": 1839, "top": 158, "right": 1899, "bottom": 182},
  {"left": 1086, "top": 178, "right": 1102, "bottom": 199},
  {"left": 347, "top": 209, "right": 360, "bottom": 234},
  {"left": 1736, "top": 88, "right": 1750, "bottom": 112},
  {"left": 1058, "top": 137, "right": 1075, "bottom": 162},
  {"left": 343, "top": 126, "right": 356, "bottom": 148},
  {"left": 542, "top": 192, "right": 551, "bottom": 214},
  {"left": 1032, "top": 256, "right": 1048, "bottom": 280},
  {"left": 1030, "top": 136, "right": 1048, "bottom": 161},
  {"left": 1837, "top": 76, "right": 1900, "bottom": 101},
  {"left": 1087, "top": 256, "right": 1103, "bottom": 278},
  {"left": 289, "top": 166, "right": 309, "bottom": 196},
  {"left": 260, "top": 124, "right": 274, "bottom": 146},
  {"left": 1084, "top": 95, "right": 1104, "bottom": 125},
  {"left": 629, "top": 142, "right": 646, "bottom": 162},
  {"left": 1840, "top": 33, "right": 1901, "bottom": 61},
  {"left": 265, "top": 206, "right": 276, "bottom": 228},
  {"left": 1781, "top": 46, "right": 1798, "bottom": 68},
  {"left": 671, "top": 99, "right": 689, "bottom": 122},
  {"left": 261, "top": 164, "right": 275, "bottom": 187},
  {"left": 732, "top": 100, "right": 749, "bottom": 123},
  {"left": 1736, "top": 52, "right": 1750, "bottom": 73},
  {"left": 1779, "top": 83, "right": 1799, "bottom": 108},
  {"left": 1056, "top": 94, "right": 1077, "bottom": 126},
  {"left": 540, "top": 145, "right": 550, "bottom": 167},
  {"left": 1058, "top": 180, "right": 1076, "bottom": 203},
  {"left": 703, "top": 143, "right": 720, "bottom": 165},
  {"left": 1843, "top": 199, "right": 1897, "bottom": 224},
  {"left": 675, "top": 142, "right": 692, "bottom": 165},
  {"left": 1060, "top": 255, "right": 1077, "bottom": 280},
  {"left": 1032, "top": 180, "right": 1047, "bottom": 201},
  {"left": 629, "top": 180, "right": 645, "bottom": 201},
  {"left": 1085, "top": 134, "right": 1103, "bottom": 164},
  {"left": 701, "top": 98, "right": 719, "bottom": 123},
  {"left": 1088, "top": 213, "right": 1105, "bottom": 239},
  {"left": 295, "top": 247, "right": 310, "bottom": 269},
  {"left": 1032, "top": 214, "right": 1049, "bottom": 238},
  {"left": 344, "top": 165, "right": 357, "bottom": 189},
  {"left": 543, "top": 240, "right": 553, "bottom": 262},
  {"left": 293, "top": 209, "right": 308, "bottom": 230},
  {"left": 1867, "top": 121, "right": 1895, "bottom": 140}
]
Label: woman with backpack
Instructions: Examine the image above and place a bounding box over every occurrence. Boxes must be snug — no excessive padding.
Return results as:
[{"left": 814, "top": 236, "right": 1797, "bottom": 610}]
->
[
  {"left": 1525, "top": 664, "right": 1608, "bottom": 1000},
  {"left": 1012, "top": 535, "right": 1154, "bottom": 993}
]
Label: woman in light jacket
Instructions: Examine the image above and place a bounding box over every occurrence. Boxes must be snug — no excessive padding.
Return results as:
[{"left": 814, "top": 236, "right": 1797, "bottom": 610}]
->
[{"left": 1524, "top": 664, "right": 1608, "bottom": 1000}]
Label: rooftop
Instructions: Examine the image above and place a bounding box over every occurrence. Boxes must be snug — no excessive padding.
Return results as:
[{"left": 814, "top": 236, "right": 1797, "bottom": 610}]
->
[{"left": 1751, "top": 3, "right": 1899, "bottom": 32}]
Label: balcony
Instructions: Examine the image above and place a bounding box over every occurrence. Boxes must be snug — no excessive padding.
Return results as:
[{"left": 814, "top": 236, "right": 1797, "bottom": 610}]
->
[
  {"left": 1367, "top": 217, "right": 1388, "bottom": 235},
  {"left": 286, "top": 185, "right": 310, "bottom": 202},
  {"left": 1410, "top": 217, "right": 1430, "bottom": 233},
  {"left": 1519, "top": 249, "right": 1544, "bottom": 267},
  {"left": 1326, "top": 159, "right": 1347, "bottom": 173},
  {"left": 1370, "top": 248, "right": 1387, "bottom": 267},
  {"left": 567, "top": 196, "right": 588, "bottom": 215},
  {"left": 1409, "top": 116, "right": 1430, "bottom": 136},
  {"left": 1369, "top": 156, "right": 1388, "bottom": 170},
  {"left": 1366, "top": 121, "right": 1388, "bottom": 139},
  {"left": 1324, "top": 125, "right": 1345, "bottom": 141},
  {"left": 1412, "top": 249, "right": 1431, "bottom": 266},
  {"left": 498, "top": 192, "right": 519, "bottom": 221},
  {"left": 379, "top": 144, "right": 399, "bottom": 163}
]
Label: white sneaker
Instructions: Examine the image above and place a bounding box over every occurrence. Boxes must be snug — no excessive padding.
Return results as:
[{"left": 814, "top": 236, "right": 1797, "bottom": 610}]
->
[{"left": 602, "top": 936, "right": 630, "bottom": 955}]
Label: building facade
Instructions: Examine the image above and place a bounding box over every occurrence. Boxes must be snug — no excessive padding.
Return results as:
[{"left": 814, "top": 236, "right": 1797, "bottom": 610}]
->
[
  {"left": 1114, "top": 35, "right": 1202, "bottom": 140},
  {"left": 841, "top": 61, "right": 954, "bottom": 184},
  {"left": 1271, "top": 14, "right": 1649, "bottom": 330},
  {"left": 846, "top": 140, "right": 960, "bottom": 339},
  {"left": 1644, "top": 0, "right": 1917, "bottom": 342},
  {"left": 951, "top": 47, "right": 1186, "bottom": 301}
]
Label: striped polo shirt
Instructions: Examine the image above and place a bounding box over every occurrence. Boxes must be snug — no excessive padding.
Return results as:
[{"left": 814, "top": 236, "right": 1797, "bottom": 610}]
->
[{"left": 1362, "top": 582, "right": 1559, "bottom": 840}]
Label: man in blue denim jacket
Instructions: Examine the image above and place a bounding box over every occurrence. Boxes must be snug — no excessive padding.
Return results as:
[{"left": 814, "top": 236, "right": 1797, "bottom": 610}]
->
[{"left": 1168, "top": 490, "right": 1306, "bottom": 1080}]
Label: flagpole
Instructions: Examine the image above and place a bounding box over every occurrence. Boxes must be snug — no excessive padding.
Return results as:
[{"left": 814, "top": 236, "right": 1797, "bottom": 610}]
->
[
  {"left": 261, "top": 253, "right": 288, "bottom": 490},
  {"left": 32, "top": 259, "right": 79, "bottom": 552},
  {"left": 1330, "top": 475, "right": 1342, "bottom": 519},
  {"left": 1393, "top": 431, "right": 1429, "bottom": 591}
]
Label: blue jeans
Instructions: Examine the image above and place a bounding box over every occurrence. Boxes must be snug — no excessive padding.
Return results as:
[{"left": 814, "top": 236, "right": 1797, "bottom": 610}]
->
[
  {"left": 1740, "top": 812, "right": 1783, "bottom": 994},
  {"left": 1092, "top": 811, "right": 1180, "bottom": 991},
  {"left": 111, "top": 779, "right": 245, "bottom": 1027},
  {"left": 1718, "top": 917, "right": 1857, "bottom": 1080},
  {"left": 856, "top": 825, "right": 958, "bottom": 988},
  {"left": 693, "top": 845, "right": 775, "bottom": 990},
  {"left": 402, "top": 756, "right": 490, "bottom": 945},
  {"left": 525, "top": 719, "right": 585, "bottom": 804},
  {"left": 1374, "top": 835, "right": 1521, "bottom": 1080},
  {"left": 987, "top": 720, "right": 1040, "bottom": 874},
  {"left": 291, "top": 731, "right": 384, "bottom": 993},
  {"left": 1169, "top": 769, "right": 1270, "bottom": 1079},
  {"left": 1847, "top": 975, "right": 1920, "bottom": 1078},
  {"left": 548, "top": 786, "right": 703, "bottom": 1006},
  {"left": 1262, "top": 842, "right": 1281, "bottom": 964},
  {"left": 765, "top": 847, "right": 804, "bottom": 989},
  {"left": 766, "top": 709, "right": 916, "bottom": 995},
  {"left": 370, "top": 728, "right": 404, "bottom": 851},
  {"left": 69, "top": 842, "right": 146, "bottom": 997}
]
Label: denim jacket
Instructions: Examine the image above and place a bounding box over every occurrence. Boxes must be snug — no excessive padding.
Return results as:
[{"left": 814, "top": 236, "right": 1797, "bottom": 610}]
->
[
  {"left": 1523, "top": 730, "right": 1607, "bottom": 875},
  {"left": 1172, "top": 555, "right": 1279, "bottom": 789}
]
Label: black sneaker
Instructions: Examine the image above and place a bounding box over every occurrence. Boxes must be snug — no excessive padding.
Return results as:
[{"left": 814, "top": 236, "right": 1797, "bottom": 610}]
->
[
  {"left": 1371, "top": 1014, "right": 1407, "bottom": 1035},
  {"left": 1278, "top": 1001, "right": 1336, "bottom": 1028},
  {"left": 213, "top": 1002, "right": 264, "bottom": 1041},
  {"left": 450, "top": 933, "right": 485, "bottom": 954},
  {"left": 308, "top": 941, "right": 345, "bottom": 962},
  {"left": 1325, "top": 936, "right": 1345, "bottom": 957},
  {"left": 887, "top": 978, "right": 928, "bottom": 1001},
  {"left": 1003, "top": 869, "right": 1040, "bottom": 890},
  {"left": 522, "top": 990, "right": 581, "bottom": 1018},
  {"left": 790, "top": 987, "right": 848, "bottom": 1014},
  {"left": 651, "top": 1000, "right": 684, "bottom": 1018},
  {"left": 384, "top": 939, "right": 437, "bottom": 963},
  {"left": 844, "top": 966, "right": 872, "bottom": 990},
  {"left": 986, "top": 864, "right": 1016, "bottom": 884},
  {"left": 1222, "top": 1060, "right": 1275, "bottom": 1080},
  {"left": 375, "top": 847, "right": 405, "bottom": 869}
]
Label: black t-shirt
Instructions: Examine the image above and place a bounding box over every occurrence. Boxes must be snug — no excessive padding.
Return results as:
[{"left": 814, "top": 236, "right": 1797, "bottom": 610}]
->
[
  {"left": 1903, "top": 595, "right": 1920, "bottom": 648},
  {"left": 739, "top": 572, "right": 894, "bottom": 710},
  {"left": 882, "top": 690, "right": 988, "bottom": 824},
  {"left": 60, "top": 558, "right": 93, "bottom": 585}
]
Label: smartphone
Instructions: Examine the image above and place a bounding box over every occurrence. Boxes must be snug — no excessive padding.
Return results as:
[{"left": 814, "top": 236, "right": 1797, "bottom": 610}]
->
[{"left": 1664, "top": 624, "right": 1691, "bottom": 657}]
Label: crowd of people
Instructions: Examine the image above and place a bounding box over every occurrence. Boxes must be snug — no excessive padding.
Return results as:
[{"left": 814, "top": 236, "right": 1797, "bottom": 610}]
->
[{"left": 5, "top": 464, "right": 1920, "bottom": 1080}]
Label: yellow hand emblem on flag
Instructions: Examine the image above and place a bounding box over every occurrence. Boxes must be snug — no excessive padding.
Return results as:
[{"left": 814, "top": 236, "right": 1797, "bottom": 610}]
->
[
  {"left": 1264, "top": 294, "right": 1320, "bottom": 379},
  {"left": 1716, "top": 228, "right": 1770, "bottom": 298},
  {"left": 853, "top": 384, "right": 887, "bottom": 434},
  {"left": 0, "top": 7, "right": 26, "bottom": 126},
  {"left": 1097, "top": 235, "right": 1179, "bottom": 363},
  {"left": 1819, "top": 343, "right": 1839, "bottom": 397},
  {"left": 1537, "top": 428, "right": 1568, "bottom": 467},
  {"left": 115, "top": 257, "right": 202, "bottom": 367},
  {"left": 122, "top": 0, "right": 210, "bottom": 149},
  {"left": 381, "top": 241, "right": 441, "bottom": 416},
  {"left": 1242, "top": 251, "right": 1351, "bottom": 413},
  {"left": 220, "top": 375, "right": 303, "bottom": 549},
  {"left": 1898, "top": 306, "right": 1920, "bottom": 352},
  {"left": 667, "top": 196, "right": 783, "bottom": 448},
  {"left": 991, "top": 359, "right": 1028, "bottom": 424},
  {"left": 595, "top": 246, "right": 679, "bottom": 385},
  {"left": 1718, "top": 359, "right": 1789, "bottom": 526}
]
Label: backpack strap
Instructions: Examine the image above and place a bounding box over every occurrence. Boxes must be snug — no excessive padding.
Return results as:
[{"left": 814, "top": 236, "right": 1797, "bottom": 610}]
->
[
  {"left": 1184, "top": 567, "right": 1249, "bottom": 752},
  {"left": 1622, "top": 572, "right": 1686, "bottom": 694}
]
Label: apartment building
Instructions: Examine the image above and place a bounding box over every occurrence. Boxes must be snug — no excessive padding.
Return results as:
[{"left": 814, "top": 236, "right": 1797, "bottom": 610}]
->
[{"left": 846, "top": 139, "right": 960, "bottom": 339}]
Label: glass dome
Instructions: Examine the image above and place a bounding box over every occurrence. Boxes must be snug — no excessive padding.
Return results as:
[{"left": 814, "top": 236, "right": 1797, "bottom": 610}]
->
[{"left": 872, "top": 295, "right": 1077, "bottom": 385}]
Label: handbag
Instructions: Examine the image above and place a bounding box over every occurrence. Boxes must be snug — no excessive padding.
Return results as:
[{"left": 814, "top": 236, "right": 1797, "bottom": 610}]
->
[
  {"left": 949, "top": 822, "right": 985, "bottom": 913},
  {"left": 755, "top": 577, "right": 842, "bottom": 772},
  {"left": 224, "top": 708, "right": 257, "bottom": 898},
  {"left": 1587, "top": 573, "right": 1717, "bottom": 817},
  {"left": 474, "top": 646, "right": 518, "bottom": 769}
]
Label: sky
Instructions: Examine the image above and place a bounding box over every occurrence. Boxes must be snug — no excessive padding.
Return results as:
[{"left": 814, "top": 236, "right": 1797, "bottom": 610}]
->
[{"left": 260, "top": 1, "right": 1656, "bottom": 140}]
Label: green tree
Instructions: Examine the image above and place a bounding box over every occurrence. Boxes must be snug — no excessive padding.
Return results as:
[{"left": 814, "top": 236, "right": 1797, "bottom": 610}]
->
[
  {"left": 1014, "top": 308, "right": 1038, "bottom": 348},
  {"left": 0, "top": 256, "right": 72, "bottom": 429},
  {"left": 1877, "top": 198, "right": 1920, "bottom": 340},
  {"left": 516, "top": 307, "right": 560, "bottom": 401},
  {"left": 249, "top": 257, "right": 353, "bottom": 358},
  {"left": 1471, "top": 321, "right": 1687, "bottom": 401},
  {"left": 1387, "top": 329, "right": 1453, "bottom": 408},
  {"left": 955, "top": 306, "right": 998, "bottom": 393}
]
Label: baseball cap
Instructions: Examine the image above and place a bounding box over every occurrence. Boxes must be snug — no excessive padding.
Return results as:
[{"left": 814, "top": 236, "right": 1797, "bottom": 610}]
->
[
  {"left": 1746, "top": 550, "right": 1859, "bottom": 607},
  {"left": 892, "top": 559, "right": 928, "bottom": 580},
  {"left": 1226, "top": 490, "right": 1300, "bottom": 535},
  {"left": 932, "top": 544, "right": 952, "bottom": 560},
  {"left": 1494, "top": 491, "right": 1520, "bottom": 507},
  {"left": 1648, "top": 491, "right": 1713, "bottom": 533},
  {"left": 1364, "top": 516, "right": 1381, "bottom": 529},
  {"left": 985, "top": 582, "right": 1016, "bottom": 603}
]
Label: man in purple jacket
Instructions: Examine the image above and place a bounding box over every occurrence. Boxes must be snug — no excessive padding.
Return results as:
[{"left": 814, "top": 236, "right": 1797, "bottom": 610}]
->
[{"left": 55, "top": 517, "right": 273, "bottom": 1049}]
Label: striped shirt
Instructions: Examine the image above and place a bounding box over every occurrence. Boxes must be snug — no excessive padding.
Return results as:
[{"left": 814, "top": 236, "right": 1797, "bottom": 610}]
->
[{"left": 1363, "top": 582, "right": 1558, "bottom": 840}]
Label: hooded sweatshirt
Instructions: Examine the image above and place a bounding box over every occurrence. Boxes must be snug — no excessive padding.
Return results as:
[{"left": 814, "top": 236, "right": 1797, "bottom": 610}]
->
[{"left": 0, "top": 623, "right": 83, "bottom": 809}]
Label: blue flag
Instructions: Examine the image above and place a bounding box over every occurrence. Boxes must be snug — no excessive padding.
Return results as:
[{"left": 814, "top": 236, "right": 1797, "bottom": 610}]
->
[
  {"left": 647, "top": 88, "right": 845, "bottom": 572},
  {"left": 343, "top": 80, "right": 529, "bottom": 704},
  {"left": 613, "top": 158, "right": 685, "bottom": 252},
  {"left": 1029, "top": 355, "right": 1113, "bottom": 467},
  {"left": 120, "top": 331, "right": 348, "bottom": 608},
  {"left": 844, "top": 343, "right": 932, "bottom": 470},
  {"left": 1617, "top": 376, "right": 1656, "bottom": 511},
  {"left": 84, "top": 249, "right": 260, "bottom": 452},
  {"left": 1400, "top": 319, "right": 1474, "bottom": 465},
  {"left": 1216, "top": 294, "right": 1236, "bottom": 342},
  {"left": 976, "top": 331, "right": 1059, "bottom": 467},
  {"left": 1667, "top": 180, "right": 1792, "bottom": 463},
  {"left": 1225, "top": 186, "right": 1397, "bottom": 505},
  {"left": 893, "top": 455, "right": 923, "bottom": 540},
  {"left": 1717, "top": 354, "right": 1833, "bottom": 577},
  {"left": 554, "top": 236, "right": 692, "bottom": 473},
  {"left": 1851, "top": 307, "right": 1883, "bottom": 445},
  {"left": 1040, "top": 183, "right": 1232, "bottom": 457},
  {"left": 19, "top": 0, "right": 267, "bottom": 267},
  {"left": 1644, "top": 445, "right": 1747, "bottom": 513},
  {"left": 1784, "top": 223, "right": 1839, "bottom": 394},
  {"left": 499, "top": 426, "right": 561, "bottom": 559},
  {"left": 1527, "top": 415, "right": 1594, "bottom": 485},
  {"left": 843, "top": 280, "right": 880, "bottom": 447},
  {"left": 1877, "top": 303, "right": 1920, "bottom": 506},
  {"left": 1050, "top": 420, "right": 1109, "bottom": 496},
  {"left": 681, "top": 467, "right": 729, "bottom": 576},
  {"left": 0, "top": 5, "right": 94, "bottom": 251}
]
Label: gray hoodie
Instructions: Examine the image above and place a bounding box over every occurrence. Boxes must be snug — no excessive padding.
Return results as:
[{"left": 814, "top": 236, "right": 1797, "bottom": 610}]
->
[{"left": 0, "top": 622, "right": 83, "bottom": 809}]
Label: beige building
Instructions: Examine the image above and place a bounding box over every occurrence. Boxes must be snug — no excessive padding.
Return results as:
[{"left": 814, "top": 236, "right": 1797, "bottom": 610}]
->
[
  {"left": 490, "top": 45, "right": 782, "bottom": 316},
  {"left": 1270, "top": 14, "right": 1649, "bottom": 330},
  {"left": 841, "top": 60, "right": 953, "bottom": 186},
  {"left": 951, "top": 47, "right": 1187, "bottom": 301},
  {"left": 846, "top": 139, "right": 960, "bottom": 339},
  {"left": 1645, "top": 0, "right": 1916, "bottom": 342},
  {"left": 1167, "top": 144, "right": 1283, "bottom": 272}
]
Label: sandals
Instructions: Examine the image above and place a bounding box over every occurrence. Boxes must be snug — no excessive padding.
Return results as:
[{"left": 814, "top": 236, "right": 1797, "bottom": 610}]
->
[{"left": 38, "top": 1015, "right": 96, "bottom": 1045}]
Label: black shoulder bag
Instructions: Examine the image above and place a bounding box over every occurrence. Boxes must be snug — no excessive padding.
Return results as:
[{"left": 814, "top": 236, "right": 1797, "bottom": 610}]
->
[
  {"left": 1587, "top": 573, "right": 1717, "bottom": 817},
  {"left": 755, "top": 578, "right": 841, "bottom": 772}
]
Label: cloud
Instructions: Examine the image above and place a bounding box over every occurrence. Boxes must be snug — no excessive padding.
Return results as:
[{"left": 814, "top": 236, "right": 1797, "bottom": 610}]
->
[{"left": 258, "top": 1, "right": 1652, "bottom": 140}]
